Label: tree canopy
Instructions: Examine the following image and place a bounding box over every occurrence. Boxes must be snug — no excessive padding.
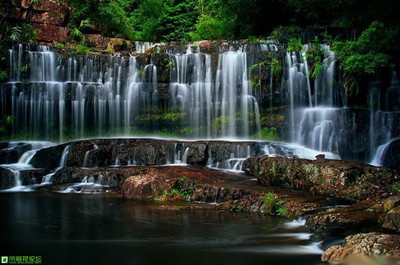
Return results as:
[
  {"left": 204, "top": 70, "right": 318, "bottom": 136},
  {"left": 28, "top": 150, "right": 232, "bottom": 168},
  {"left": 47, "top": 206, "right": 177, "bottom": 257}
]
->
[{"left": 65, "top": 0, "right": 399, "bottom": 42}]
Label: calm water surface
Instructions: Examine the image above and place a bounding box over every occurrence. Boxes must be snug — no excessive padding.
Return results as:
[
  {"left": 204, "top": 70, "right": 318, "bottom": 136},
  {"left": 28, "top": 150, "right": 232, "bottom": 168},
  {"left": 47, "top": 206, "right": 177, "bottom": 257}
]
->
[{"left": 0, "top": 193, "right": 324, "bottom": 265}]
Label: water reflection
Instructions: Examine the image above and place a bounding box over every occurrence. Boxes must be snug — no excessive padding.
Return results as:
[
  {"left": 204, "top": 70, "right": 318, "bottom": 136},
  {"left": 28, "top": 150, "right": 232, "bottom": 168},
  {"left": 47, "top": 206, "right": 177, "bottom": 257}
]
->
[{"left": 0, "top": 193, "right": 323, "bottom": 265}]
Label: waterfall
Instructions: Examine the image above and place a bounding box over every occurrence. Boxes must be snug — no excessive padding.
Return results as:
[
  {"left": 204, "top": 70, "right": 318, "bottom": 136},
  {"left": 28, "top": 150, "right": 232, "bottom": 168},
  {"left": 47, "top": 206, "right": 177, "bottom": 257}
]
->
[
  {"left": 41, "top": 173, "right": 55, "bottom": 184},
  {"left": 369, "top": 70, "right": 400, "bottom": 163},
  {"left": 169, "top": 46, "right": 214, "bottom": 138},
  {"left": 9, "top": 44, "right": 23, "bottom": 82},
  {"left": 4, "top": 44, "right": 262, "bottom": 140},
  {"left": 215, "top": 49, "right": 257, "bottom": 138},
  {"left": 60, "top": 145, "right": 70, "bottom": 168},
  {"left": 288, "top": 45, "right": 344, "bottom": 154},
  {"left": 297, "top": 107, "right": 342, "bottom": 152}
]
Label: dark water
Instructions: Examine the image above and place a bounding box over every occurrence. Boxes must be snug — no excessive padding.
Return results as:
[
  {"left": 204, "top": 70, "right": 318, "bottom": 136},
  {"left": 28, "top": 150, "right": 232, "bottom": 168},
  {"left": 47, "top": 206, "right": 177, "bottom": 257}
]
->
[{"left": 0, "top": 193, "right": 324, "bottom": 265}]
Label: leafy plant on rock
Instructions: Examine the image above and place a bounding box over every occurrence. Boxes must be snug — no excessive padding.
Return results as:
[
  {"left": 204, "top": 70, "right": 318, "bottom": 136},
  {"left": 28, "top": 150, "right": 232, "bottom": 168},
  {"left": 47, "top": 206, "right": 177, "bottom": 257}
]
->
[
  {"left": 287, "top": 37, "right": 303, "bottom": 52},
  {"left": 304, "top": 36, "right": 325, "bottom": 79},
  {"left": 263, "top": 191, "right": 287, "bottom": 216},
  {"left": 155, "top": 176, "right": 193, "bottom": 202},
  {"left": 0, "top": 115, "right": 14, "bottom": 137},
  {"left": 332, "top": 21, "right": 390, "bottom": 96}
]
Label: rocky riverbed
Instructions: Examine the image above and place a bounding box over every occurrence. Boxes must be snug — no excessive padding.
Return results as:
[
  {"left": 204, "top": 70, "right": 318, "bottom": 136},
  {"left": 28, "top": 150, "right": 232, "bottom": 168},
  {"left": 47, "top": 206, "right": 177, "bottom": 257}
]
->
[{"left": 1, "top": 139, "right": 400, "bottom": 263}]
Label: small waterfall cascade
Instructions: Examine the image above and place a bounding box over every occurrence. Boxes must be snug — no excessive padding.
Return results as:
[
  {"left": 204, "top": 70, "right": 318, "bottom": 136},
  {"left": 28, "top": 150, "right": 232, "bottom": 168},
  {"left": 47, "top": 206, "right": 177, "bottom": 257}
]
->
[
  {"left": 215, "top": 47, "right": 260, "bottom": 138},
  {"left": 297, "top": 107, "right": 343, "bottom": 152},
  {"left": 169, "top": 46, "right": 214, "bottom": 138},
  {"left": 9, "top": 44, "right": 24, "bottom": 82},
  {"left": 59, "top": 145, "right": 70, "bottom": 168},
  {"left": 168, "top": 45, "right": 260, "bottom": 138},
  {"left": 286, "top": 44, "right": 399, "bottom": 163},
  {"left": 369, "top": 70, "right": 400, "bottom": 165},
  {"left": 287, "top": 45, "right": 344, "bottom": 154},
  {"left": 0, "top": 141, "right": 54, "bottom": 189},
  {"left": 83, "top": 144, "right": 99, "bottom": 168}
]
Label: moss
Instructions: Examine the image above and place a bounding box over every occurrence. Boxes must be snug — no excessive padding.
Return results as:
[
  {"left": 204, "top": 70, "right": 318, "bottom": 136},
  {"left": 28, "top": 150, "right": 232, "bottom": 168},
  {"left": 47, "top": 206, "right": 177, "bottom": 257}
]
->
[
  {"left": 262, "top": 191, "right": 287, "bottom": 216},
  {"left": 255, "top": 127, "right": 280, "bottom": 141},
  {"left": 303, "top": 164, "right": 320, "bottom": 182}
]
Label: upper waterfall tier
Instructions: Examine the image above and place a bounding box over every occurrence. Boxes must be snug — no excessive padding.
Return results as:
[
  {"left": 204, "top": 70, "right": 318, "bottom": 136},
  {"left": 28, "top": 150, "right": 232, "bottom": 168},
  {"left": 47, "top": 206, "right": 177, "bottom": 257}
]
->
[{"left": 3, "top": 44, "right": 265, "bottom": 141}]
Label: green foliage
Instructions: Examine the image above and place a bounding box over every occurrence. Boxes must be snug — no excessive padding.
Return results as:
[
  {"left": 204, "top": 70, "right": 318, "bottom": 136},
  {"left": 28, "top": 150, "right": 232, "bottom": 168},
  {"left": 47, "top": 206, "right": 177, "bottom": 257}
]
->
[
  {"left": 392, "top": 183, "right": 400, "bottom": 194},
  {"left": 263, "top": 192, "right": 276, "bottom": 212},
  {"left": 248, "top": 61, "right": 267, "bottom": 90},
  {"left": 287, "top": 38, "right": 303, "bottom": 52},
  {"left": 248, "top": 36, "right": 262, "bottom": 44},
  {"left": 248, "top": 57, "right": 282, "bottom": 90},
  {"left": 9, "top": 26, "right": 21, "bottom": 42},
  {"left": 270, "top": 25, "right": 301, "bottom": 45},
  {"left": 135, "top": 112, "right": 186, "bottom": 122},
  {"left": 0, "top": 115, "right": 14, "bottom": 137},
  {"left": 54, "top": 42, "right": 66, "bottom": 49},
  {"left": 304, "top": 36, "right": 325, "bottom": 79},
  {"left": 270, "top": 58, "right": 283, "bottom": 80},
  {"left": 79, "top": 18, "right": 95, "bottom": 29},
  {"left": 332, "top": 21, "right": 390, "bottom": 95},
  {"left": 256, "top": 127, "right": 279, "bottom": 141},
  {"left": 276, "top": 206, "right": 287, "bottom": 216},
  {"left": 0, "top": 70, "right": 8, "bottom": 82},
  {"left": 69, "top": 0, "right": 136, "bottom": 39},
  {"left": 262, "top": 192, "right": 287, "bottom": 216},
  {"left": 157, "top": 0, "right": 199, "bottom": 41},
  {"left": 70, "top": 42, "right": 93, "bottom": 55},
  {"left": 190, "top": 13, "right": 235, "bottom": 40},
  {"left": 72, "top": 28, "right": 83, "bottom": 40},
  {"left": 9, "top": 24, "right": 39, "bottom": 44},
  {"left": 248, "top": 61, "right": 267, "bottom": 72},
  {"left": 166, "top": 60, "right": 175, "bottom": 69},
  {"left": 19, "top": 64, "right": 30, "bottom": 73},
  {"left": 154, "top": 176, "right": 193, "bottom": 202},
  {"left": 129, "top": 0, "right": 166, "bottom": 41}
]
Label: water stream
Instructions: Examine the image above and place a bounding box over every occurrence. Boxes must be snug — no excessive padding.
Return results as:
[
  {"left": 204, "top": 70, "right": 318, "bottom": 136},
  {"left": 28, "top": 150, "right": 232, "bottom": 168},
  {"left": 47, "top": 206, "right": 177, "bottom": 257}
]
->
[{"left": 0, "top": 193, "right": 325, "bottom": 265}]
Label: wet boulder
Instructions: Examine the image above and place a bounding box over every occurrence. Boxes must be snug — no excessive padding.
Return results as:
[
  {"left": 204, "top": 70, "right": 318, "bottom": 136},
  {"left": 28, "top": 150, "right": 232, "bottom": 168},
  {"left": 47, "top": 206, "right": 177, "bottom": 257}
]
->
[
  {"left": 383, "top": 206, "right": 400, "bottom": 233},
  {"left": 29, "top": 143, "right": 69, "bottom": 170},
  {"left": 0, "top": 142, "right": 33, "bottom": 164},
  {"left": 122, "top": 172, "right": 171, "bottom": 200},
  {"left": 0, "top": 167, "right": 17, "bottom": 189},
  {"left": 305, "top": 204, "right": 380, "bottom": 236},
  {"left": 243, "top": 156, "right": 400, "bottom": 201},
  {"left": 381, "top": 139, "right": 400, "bottom": 170},
  {"left": 321, "top": 232, "right": 400, "bottom": 262}
]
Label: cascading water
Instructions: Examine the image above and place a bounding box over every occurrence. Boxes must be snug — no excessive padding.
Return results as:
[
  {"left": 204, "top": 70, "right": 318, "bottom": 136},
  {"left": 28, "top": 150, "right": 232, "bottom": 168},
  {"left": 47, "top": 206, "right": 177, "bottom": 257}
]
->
[
  {"left": 4, "top": 44, "right": 261, "bottom": 140},
  {"left": 215, "top": 48, "right": 260, "bottom": 138},
  {"left": 287, "top": 45, "right": 345, "bottom": 154},
  {"left": 169, "top": 46, "right": 214, "bottom": 138},
  {"left": 368, "top": 70, "right": 400, "bottom": 165},
  {"left": 0, "top": 141, "right": 54, "bottom": 189},
  {"left": 286, "top": 44, "right": 400, "bottom": 164}
]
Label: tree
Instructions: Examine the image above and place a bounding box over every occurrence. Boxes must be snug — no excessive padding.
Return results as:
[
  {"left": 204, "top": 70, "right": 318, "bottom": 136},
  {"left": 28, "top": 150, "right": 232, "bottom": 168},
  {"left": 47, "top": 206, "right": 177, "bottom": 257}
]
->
[
  {"left": 332, "top": 21, "right": 391, "bottom": 96},
  {"left": 157, "top": 0, "right": 199, "bottom": 42}
]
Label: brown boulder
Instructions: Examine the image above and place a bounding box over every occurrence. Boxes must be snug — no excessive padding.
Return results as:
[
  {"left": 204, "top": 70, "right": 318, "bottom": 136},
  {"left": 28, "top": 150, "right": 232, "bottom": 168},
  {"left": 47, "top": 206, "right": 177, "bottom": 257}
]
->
[
  {"left": 306, "top": 204, "right": 380, "bottom": 235},
  {"left": 321, "top": 233, "right": 400, "bottom": 262},
  {"left": 244, "top": 156, "right": 400, "bottom": 201},
  {"left": 34, "top": 24, "right": 70, "bottom": 43},
  {"left": 122, "top": 173, "right": 171, "bottom": 200},
  {"left": 383, "top": 207, "right": 400, "bottom": 232}
]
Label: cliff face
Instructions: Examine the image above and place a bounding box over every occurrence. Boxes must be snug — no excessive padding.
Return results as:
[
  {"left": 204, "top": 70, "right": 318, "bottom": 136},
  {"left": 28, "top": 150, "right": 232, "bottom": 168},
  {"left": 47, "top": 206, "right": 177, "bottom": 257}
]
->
[{"left": 11, "top": 0, "right": 72, "bottom": 44}]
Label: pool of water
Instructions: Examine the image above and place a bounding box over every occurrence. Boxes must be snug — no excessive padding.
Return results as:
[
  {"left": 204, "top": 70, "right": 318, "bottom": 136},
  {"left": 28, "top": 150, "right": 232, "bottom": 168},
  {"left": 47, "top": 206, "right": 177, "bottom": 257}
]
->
[{"left": 0, "top": 193, "right": 324, "bottom": 265}]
